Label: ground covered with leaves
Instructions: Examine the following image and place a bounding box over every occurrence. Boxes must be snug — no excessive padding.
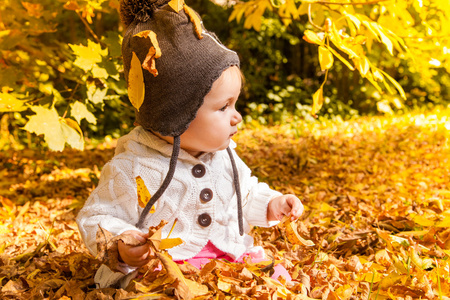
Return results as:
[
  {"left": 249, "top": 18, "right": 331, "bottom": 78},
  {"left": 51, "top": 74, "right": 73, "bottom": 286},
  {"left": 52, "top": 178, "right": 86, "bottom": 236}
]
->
[{"left": 1, "top": 108, "right": 450, "bottom": 299}]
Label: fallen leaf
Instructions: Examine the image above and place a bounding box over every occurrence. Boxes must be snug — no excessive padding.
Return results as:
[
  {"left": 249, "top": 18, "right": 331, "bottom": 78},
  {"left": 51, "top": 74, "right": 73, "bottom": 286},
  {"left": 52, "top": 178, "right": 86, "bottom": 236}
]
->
[{"left": 281, "top": 216, "right": 315, "bottom": 246}]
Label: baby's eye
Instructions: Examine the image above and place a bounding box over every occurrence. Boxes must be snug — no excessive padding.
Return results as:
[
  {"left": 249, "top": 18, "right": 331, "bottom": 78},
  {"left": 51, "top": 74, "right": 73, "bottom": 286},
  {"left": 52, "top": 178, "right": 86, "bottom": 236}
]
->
[{"left": 219, "top": 104, "right": 229, "bottom": 111}]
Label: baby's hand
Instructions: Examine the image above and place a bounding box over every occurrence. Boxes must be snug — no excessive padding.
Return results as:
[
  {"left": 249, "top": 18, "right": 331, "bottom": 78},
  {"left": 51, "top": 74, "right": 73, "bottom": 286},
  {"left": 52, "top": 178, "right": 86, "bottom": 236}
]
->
[
  {"left": 267, "top": 194, "right": 304, "bottom": 222},
  {"left": 118, "top": 230, "right": 150, "bottom": 267}
]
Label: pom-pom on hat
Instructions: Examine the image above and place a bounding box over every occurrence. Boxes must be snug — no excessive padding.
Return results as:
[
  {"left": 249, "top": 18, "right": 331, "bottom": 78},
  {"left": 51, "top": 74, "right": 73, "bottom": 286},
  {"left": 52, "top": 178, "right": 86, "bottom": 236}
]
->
[
  {"left": 120, "top": 0, "right": 244, "bottom": 235},
  {"left": 121, "top": 0, "right": 240, "bottom": 137}
]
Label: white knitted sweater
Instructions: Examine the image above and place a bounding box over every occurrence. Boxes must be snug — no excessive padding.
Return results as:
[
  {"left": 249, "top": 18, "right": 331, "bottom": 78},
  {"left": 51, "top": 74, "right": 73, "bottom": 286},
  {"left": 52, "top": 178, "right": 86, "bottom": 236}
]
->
[{"left": 76, "top": 126, "right": 281, "bottom": 261}]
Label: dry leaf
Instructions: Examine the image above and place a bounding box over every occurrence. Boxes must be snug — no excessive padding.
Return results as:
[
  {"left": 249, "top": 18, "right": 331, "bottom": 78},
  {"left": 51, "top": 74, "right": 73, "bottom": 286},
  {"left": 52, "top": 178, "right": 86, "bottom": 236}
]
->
[
  {"left": 183, "top": 5, "right": 203, "bottom": 39},
  {"left": 134, "top": 30, "right": 161, "bottom": 77},
  {"left": 160, "top": 238, "right": 184, "bottom": 250},
  {"left": 136, "top": 175, "right": 153, "bottom": 211},
  {"left": 157, "top": 252, "right": 193, "bottom": 299},
  {"left": 168, "top": 0, "right": 184, "bottom": 12},
  {"left": 127, "top": 52, "right": 145, "bottom": 111},
  {"left": 281, "top": 216, "right": 315, "bottom": 246}
]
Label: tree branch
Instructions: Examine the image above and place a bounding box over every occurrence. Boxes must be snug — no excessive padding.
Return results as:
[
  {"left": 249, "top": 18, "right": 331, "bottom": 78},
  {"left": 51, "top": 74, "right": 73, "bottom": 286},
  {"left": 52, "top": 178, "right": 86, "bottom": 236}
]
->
[
  {"left": 307, "top": 0, "right": 391, "bottom": 5},
  {"left": 75, "top": 11, "right": 104, "bottom": 46},
  {"left": 308, "top": 4, "right": 324, "bottom": 30}
]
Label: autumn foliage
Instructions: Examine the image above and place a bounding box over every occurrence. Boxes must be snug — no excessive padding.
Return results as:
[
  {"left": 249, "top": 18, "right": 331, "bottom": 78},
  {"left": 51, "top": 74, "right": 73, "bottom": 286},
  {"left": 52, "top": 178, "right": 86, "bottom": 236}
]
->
[{"left": 1, "top": 108, "right": 450, "bottom": 299}]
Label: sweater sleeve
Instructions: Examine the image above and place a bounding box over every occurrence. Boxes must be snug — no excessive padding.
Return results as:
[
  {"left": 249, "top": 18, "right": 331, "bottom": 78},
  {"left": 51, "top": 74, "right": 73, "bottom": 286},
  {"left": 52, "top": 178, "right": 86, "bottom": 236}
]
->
[
  {"left": 76, "top": 161, "right": 142, "bottom": 256},
  {"left": 230, "top": 148, "right": 282, "bottom": 228}
]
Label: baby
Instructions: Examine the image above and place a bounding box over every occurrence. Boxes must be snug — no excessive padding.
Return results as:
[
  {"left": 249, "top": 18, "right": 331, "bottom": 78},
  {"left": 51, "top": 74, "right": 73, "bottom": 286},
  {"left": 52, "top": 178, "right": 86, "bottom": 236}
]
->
[{"left": 76, "top": 0, "right": 303, "bottom": 288}]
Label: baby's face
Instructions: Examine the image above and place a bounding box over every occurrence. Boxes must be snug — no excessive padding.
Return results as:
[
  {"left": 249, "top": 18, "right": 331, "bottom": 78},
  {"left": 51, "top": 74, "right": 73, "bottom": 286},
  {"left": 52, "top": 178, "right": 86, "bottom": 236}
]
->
[{"left": 179, "top": 66, "right": 242, "bottom": 157}]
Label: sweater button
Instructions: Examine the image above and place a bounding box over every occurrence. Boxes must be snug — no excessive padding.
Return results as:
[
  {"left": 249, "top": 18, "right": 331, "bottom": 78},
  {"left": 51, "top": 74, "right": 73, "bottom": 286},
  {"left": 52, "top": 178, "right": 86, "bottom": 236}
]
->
[
  {"left": 198, "top": 213, "right": 211, "bottom": 227},
  {"left": 192, "top": 164, "right": 205, "bottom": 178},
  {"left": 200, "top": 188, "right": 213, "bottom": 202}
]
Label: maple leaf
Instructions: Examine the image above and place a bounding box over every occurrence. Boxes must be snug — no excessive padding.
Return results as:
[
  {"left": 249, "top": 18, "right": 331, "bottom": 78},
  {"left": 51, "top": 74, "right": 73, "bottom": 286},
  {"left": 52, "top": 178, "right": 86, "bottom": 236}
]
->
[
  {"left": 69, "top": 40, "right": 106, "bottom": 72},
  {"left": 0, "top": 92, "right": 26, "bottom": 112},
  {"left": 127, "top": 51, "right": 145, "bottom": 112},
  {"left": 70, "top": 101, "right": 97, "bottom": 125},
  {"left": 23, "top": 106, "right": 84, "bottom": 151}
]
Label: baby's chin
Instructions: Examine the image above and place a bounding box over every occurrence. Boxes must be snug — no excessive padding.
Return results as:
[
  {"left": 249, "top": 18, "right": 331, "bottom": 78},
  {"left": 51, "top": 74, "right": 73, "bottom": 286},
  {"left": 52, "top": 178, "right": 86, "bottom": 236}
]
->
[{"left": 207, "top": 139, "right": 232, "bottom": 153}]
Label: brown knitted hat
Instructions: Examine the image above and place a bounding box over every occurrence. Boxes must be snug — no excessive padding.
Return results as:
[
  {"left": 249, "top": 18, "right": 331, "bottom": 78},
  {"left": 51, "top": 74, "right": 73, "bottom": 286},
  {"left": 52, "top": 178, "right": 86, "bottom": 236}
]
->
[{"left": 121, "top": 0, "right": 240, "bottom": 137}]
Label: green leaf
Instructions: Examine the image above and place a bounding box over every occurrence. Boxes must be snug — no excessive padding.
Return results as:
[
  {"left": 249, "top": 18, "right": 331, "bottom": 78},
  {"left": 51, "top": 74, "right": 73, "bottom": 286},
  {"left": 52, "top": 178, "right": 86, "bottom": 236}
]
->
[
  {"left": 0, "top": 93, "right": 26, "bottom": 112},
  {"left": 23, "top": 106, "right": 84, "bottom": 151},
  {"left": 102, "top": 31, "right": 123, "bottom": 58},
  {"left": 70, "top": 101, "right": 97, "bottom": 124}
]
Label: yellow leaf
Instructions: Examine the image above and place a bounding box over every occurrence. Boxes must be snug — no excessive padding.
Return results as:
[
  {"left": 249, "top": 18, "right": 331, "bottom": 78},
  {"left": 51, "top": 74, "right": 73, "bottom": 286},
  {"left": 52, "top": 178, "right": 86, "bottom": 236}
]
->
[
  {"left": 281, "top": 216, "right": 315, "bottom": 246},
  {"left": 159, "top": 238, "right": 184, "bottom": 250},
  {"left": 62, "top": 118, "right": 83, "bottom": 137},
  {"left": 325, "top": 45, "right": 355, "bottom": 71},
  {"left": 168, "top": 0, "right": 184, "bottom": 12},
  {"left": 184, "top": 5, "right": 203, "bottom": 39},
  {"left": 302, "top": 30, "right": 324, "bottom": 45},
  {"left": 136, "top": 176, "right": 154, "bottom": 212},
  {"left": 319, "top": 202, "right": 336, "bottom": 212},
  {"left": 147, "top": 220, "right": 167, "bottom": 251},
  {"left": 379, "top": 69, "right": 406, "bottom": 99},
  {"left": 411, "top": 214, "right": 435, "bottom": 227},
  {"left": 318, "top": 45, "right": 334, "bottom": 71},
  {"left": 311, "top": 85, "right": 324, "bottom": 116},
  {"left": 134, "top": 30, "right": 161, "bottom": 77},
  {"left": 128, "top": 52, "right": 145, "bottom": 111}
]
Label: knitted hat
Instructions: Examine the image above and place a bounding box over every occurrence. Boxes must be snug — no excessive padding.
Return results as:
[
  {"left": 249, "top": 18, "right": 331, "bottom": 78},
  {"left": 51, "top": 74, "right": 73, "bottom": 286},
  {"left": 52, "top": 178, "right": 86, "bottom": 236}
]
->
[
  {"left": 120, "top": 0, "right": 244, "bottom": 235},
  {"left": 121, "top": 0, "right": 240, "bottom": 137}
]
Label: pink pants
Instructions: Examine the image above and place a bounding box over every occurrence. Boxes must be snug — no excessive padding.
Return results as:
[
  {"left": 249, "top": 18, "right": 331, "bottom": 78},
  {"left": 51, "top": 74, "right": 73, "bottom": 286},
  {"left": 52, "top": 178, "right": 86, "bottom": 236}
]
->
[{"left": 175, "top": 241, "right": 291, "bottom": 281}]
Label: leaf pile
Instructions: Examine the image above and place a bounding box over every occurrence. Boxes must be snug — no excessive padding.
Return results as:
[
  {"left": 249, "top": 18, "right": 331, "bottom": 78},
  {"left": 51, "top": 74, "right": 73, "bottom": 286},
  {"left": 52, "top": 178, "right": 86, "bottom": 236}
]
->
[{"left": 1, "top": 109, "right": 450, "bottom": 299}]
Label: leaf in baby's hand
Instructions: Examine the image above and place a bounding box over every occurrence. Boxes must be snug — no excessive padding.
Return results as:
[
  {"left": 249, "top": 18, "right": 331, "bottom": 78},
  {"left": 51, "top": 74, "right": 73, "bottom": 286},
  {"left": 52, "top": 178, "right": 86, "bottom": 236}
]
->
[
  {"left": 128, "top": 52, "right": 145, "bottom": 112},
  {"left": 160, "top": 238, "right": 184, "bottom": 250},
  {"left": 134, "top": 30, "right": 161, "bottom": 77},
  {"left": 183, "top": 5, "right": 203, "bottom": 39},
  {"left": 96, "top": 226, "right": 140, "bottom": 273},
  {"left": 147, "top": 219, "right": 167, "bottom": 251},
  {"left": 136, "top": 176, "right": 154, "bottom": 212},
  {"left": 281, "top": 216, "right": 315, "bottom": 246},
  {"left": 147, "top": 219, "right": 184, "bottom": 251}
]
